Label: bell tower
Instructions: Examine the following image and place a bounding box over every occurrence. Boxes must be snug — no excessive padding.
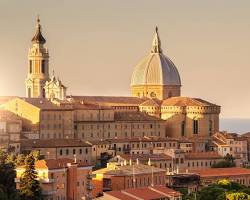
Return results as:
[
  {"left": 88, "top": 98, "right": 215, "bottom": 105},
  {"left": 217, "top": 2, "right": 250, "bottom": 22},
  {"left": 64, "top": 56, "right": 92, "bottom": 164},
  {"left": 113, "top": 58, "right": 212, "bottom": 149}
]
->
[{"left": 25, "top": 17, "right": 49, "bottom": 98}]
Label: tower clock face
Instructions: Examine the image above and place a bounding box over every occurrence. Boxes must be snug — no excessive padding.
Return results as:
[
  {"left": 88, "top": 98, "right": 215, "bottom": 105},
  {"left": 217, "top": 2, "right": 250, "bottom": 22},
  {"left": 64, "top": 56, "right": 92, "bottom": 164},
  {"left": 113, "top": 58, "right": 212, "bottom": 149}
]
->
[{"left": 150, "top": 92, "right": 156, "bottom": 98}]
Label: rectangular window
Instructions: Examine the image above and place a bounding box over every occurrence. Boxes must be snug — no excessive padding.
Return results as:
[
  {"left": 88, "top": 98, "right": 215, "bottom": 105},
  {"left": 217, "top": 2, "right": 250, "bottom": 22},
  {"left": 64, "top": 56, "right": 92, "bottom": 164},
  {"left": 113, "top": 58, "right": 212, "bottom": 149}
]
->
[
  {"left": 41, "top": 60, "right": 45, "bottom": 73},
  {"left": 29, "top": 60, "right": 32, "bottom": 73},
  {"left": 193, "top": 119, "right": 199, "bottom": 134}
]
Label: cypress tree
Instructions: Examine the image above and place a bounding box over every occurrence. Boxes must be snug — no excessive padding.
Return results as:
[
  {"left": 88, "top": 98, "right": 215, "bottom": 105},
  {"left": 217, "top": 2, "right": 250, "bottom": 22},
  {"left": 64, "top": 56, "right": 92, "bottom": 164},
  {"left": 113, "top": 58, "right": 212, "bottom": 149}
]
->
[{"left": 19, "top": 153, "right": 42, "bottom": 200}]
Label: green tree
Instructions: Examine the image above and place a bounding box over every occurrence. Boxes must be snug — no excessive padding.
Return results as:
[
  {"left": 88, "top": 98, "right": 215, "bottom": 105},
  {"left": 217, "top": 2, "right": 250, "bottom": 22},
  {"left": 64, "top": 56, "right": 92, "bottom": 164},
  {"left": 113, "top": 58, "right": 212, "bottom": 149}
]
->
[
  {"left": 19, "top": 153, "right": 42, "bottom": 200},
  {"left": 197, "top": 184, "right": 226, "bottom": 200},
  {"left": 0, "top": 150, "right": 18, "bottom": 200},
  {"left": 15, "top": 154, "right": 26, "bottom": 167},
  {"left": 212, "top": 154, "right": 236, "bottom": 168},
  {"left": 226, "top": 192, "right": 250, "bottom": 200}
]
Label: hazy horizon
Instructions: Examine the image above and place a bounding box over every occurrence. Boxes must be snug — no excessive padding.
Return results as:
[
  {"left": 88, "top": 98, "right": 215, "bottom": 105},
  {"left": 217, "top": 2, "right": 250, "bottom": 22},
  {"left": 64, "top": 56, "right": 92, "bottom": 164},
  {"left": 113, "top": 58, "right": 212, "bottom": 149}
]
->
[{"left": 0, "top": 1, "right": 250, "bottom": 119}]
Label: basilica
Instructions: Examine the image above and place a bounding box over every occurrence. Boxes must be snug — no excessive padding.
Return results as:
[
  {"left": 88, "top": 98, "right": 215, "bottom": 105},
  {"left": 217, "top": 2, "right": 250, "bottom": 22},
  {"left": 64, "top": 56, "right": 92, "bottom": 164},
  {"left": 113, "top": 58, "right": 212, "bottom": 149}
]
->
[{"left": 1, "top": 18, "right": 220, "bottom": 140}]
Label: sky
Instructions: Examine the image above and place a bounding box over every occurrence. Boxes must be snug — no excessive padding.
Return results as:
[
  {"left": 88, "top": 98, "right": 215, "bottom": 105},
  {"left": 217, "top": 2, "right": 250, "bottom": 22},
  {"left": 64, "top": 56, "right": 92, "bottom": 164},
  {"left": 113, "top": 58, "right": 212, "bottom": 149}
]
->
[{"left": 0, "top": 0, "right": 250, "bottom": 119}]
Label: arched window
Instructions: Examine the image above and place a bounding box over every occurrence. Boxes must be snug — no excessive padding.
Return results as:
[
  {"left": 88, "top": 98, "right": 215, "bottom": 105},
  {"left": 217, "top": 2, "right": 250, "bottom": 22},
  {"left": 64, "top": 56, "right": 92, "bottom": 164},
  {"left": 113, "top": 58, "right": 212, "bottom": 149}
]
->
[
  {"left": 168, "top": 91, "right": 172, "bottom": 98},
  {"left": 29, "top": 61, "right": 32, "bottom": 73},
  {"left": 209, "top": 120, "right": 213, "bottom": 136},
  {"left": 41, "top": 60, "right": 45, "bottom": 73},
  {"left": 42, "top": 88, "right": 45, "bottom": 98},
  {"left": 28, "top": 88, "right": 31, "bottom": 98},
  {"left": 181, "top": 121, "right": 185, "bottom": 136},
  {"left": 193, "top": 119, "right": 199, "bottom": 134}
]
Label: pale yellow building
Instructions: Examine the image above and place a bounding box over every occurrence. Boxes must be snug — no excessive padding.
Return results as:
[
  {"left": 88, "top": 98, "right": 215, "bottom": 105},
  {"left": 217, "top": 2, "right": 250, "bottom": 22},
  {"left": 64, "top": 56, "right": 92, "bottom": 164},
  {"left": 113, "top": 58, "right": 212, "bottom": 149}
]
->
[
  {"left": 0, "top": 109, "right": 22, "bottom": 154},
  {"left": 1, "top": 20, "right": 221, "bottom": 141}
]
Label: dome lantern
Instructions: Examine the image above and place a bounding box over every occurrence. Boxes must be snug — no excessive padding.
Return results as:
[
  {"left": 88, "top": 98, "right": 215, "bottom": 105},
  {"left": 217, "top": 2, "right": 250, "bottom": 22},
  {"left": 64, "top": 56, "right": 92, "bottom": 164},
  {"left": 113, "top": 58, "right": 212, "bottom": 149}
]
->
[{"left": 31, "top": 16, "right": 46, "bottom": 44}]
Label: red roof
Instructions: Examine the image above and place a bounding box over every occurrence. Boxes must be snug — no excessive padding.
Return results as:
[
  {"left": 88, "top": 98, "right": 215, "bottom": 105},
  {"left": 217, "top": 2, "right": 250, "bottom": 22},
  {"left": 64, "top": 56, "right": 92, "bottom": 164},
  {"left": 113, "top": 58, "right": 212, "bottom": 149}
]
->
[
  {"left": 125, "top": 187, "right": 166, "bottom": 200},
  {"left": 191, "top": 167, "right": 250, "bottom": 177},
  {"left": 185, "top": 152, "right": 222, "bottom": 160},
  {"left": 106, "top": 191, "right": 138, "bottom": 200},
  {"left": 30, "top": 158, "right": 91, "bottom": 170},
  {"left": 105, "top": 186, "right": 181, "bottom": 200}
]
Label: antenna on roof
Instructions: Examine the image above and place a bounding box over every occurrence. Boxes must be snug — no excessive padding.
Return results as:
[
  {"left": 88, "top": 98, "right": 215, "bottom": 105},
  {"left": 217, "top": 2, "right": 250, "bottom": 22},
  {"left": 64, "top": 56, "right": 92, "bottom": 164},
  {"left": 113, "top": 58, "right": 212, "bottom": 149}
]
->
[
  {"left": 151, "top": 166, "right": 154, "bottom": 187},
  {"left": 132, "top": 164, "right": 135, "bottom": 188},
  {"left": 148, "top": 158, "right": 151, "bottom": 166},
  {"left": 74, "top": 154, "right": 77, "bottom": 163}
]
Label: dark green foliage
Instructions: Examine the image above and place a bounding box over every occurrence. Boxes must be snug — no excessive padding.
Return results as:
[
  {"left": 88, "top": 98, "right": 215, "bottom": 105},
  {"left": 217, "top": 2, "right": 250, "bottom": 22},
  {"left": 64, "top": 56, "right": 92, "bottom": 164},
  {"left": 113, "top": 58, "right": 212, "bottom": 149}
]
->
[
  {"left": 0, "top": 150, "right": 18, "bottom": 200},
  {"left": 212, "top": 154, "right": 236, "bottom": 168},
  {"left": 197, "top": 184, "right": 226, "bottom": 200},
  {"left": 19, "top": 154, "right": 42, "bottom": 200},
  {"left": 186, "top": 180, "right": 250, "bottom": 200}
]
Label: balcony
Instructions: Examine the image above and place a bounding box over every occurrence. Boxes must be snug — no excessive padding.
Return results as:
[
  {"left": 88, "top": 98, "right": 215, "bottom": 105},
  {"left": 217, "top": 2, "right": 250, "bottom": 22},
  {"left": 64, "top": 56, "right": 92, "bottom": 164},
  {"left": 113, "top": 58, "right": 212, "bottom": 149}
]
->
[
  {"left": 86, "top": 183, "right": 94, "bottom": 191},
  {"left": 14, "top": 178, "right": 20, "bottom": 183},
  {"left": 87, "top": 174, "right": 96, "bottom": 179},
  {"left": 40, "top": 178, "right": 55, "bottom": 183},
  {"left": 42, "top": 190, "right": 57, "bottom": 196}
]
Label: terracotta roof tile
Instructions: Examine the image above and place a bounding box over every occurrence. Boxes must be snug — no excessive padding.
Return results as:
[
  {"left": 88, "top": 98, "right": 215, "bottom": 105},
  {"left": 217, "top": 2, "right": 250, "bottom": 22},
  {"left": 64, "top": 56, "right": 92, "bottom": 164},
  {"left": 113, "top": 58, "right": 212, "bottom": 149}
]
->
[
  {"left": 185, "top": 152, "right": 222, "bottom": 160},
  {"left": 106, "top": 186, "right": 181, "bottom": 200},
  {"left": 191, "top": 167, "right": 250, "bottom": 177},
  {"left": 162, "top": 96, "right": 219, "bottom": 107},
  {"left": 68, "top": 96, "right": 146, "bottom": 106},
  {"left": 21, "top": 139, "right": 92, "bottom": 148},
  {"left": 117, "top": 154, "right": 172, "bottom": 162},
  {"left": 105, "top": 191, "right": 138, "bottom": 200}
]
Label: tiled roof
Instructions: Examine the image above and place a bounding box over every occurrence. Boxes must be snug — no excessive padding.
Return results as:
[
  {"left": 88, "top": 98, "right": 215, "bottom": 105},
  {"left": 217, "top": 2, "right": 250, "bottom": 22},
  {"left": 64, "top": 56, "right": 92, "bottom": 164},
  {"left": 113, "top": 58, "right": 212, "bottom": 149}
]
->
[
  {"left": 162, "top": 97, "right": 218, "bottom": 107},
  {"left": 191, "top": 167, "right": 250, "bottom": 177},
  {"left": 242, "top": 132, "right": 250, "bottom": 138},
  {"left": 68, "top": 96, "right": 146, "bottom": 106},
  {"left": 21, "top": 98, "right": 72, "bottom": 110},
  {"left": 18, "top": 158, "right": 90, "bottom": 170},
  {"left": 185, "top": 152, "right": 222, "bottom": 160},
  {"left": 124, "top": 187, "right": 167, "bottom": 200},
  {"left": 35, "top": 158, "right": 73, "bottom": 169},
  {"left": 105, "top": 186, "right": 181, "bottom": 200},
  {"left": 212, "top": 137, "right": 227, "bottom": 146},
  {"left": 0, "top": 96, "right": 17, "bottom": 105},
  {"left": 114, "top": 111, "right": 162, "bottom": 121},
  {"left": 88, "top": 137, "right": 177, "bottom": 145},
  {"left": 0, "top": 109, "right": 22, "bottom": 121},
  {"left": 93, "top": 164, "right": 165, "bottom": 176},
  {"left": 70, "top": 99, "right": 112, "bottom": 110},
  {"left": 116, "top": 154, "right": 172, "bottom": 162},
  {"left": 105, "top": 191, "right": 138, "bottom": 200},
  {"left": 106, "top": 137, "right": 177, "bottom": 143},
  {"left": 140, "top": 98, "right": 162, "bottom": 107},
  {"left": 21, "top": 139, "right": 92, "bottom": 148}
]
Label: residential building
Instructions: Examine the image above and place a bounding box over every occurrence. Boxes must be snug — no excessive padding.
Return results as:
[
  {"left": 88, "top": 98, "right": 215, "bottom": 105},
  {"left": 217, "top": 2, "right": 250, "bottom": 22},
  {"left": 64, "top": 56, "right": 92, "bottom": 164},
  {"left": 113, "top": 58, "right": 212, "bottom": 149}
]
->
[
  {"left": 15, "top": 158, "right": 93, "bottom": 200},
  {"left": 92, "top": 163, "right": 166, "bottom": 198},
  {"left": 20, "top": 139, "right": 92, "bottom": 165}
]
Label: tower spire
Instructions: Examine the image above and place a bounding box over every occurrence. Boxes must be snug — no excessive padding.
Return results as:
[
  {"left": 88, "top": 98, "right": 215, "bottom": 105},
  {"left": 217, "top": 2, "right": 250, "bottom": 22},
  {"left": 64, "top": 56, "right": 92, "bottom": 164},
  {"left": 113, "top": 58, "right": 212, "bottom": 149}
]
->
[
  {"left": 31, "top": 16, "right": 46, "bottom": 44},
  {"left": 151, "top": 26, "right": 162, "bottom": 53}
]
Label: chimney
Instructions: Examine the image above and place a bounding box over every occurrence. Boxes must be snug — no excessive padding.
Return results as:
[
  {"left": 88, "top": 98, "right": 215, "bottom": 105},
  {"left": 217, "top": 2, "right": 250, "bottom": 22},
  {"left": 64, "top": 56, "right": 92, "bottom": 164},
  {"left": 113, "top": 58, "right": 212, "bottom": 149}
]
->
[
  {"left": 74, "top": 154, "right": 77, "bottom": 163},
  {"left": 148, "top": 158, "right": 151, "bottom": 166}
]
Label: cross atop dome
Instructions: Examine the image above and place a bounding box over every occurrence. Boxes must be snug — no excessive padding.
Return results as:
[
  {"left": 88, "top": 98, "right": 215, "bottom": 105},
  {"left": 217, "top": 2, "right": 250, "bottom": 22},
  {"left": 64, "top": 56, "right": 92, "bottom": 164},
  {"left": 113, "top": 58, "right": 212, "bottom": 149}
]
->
[
  {"left": 151, "top": 26, "right": 162, "bottom": 53},
  {"left": 31, "top": 16, "right": 46, "bottom": 44}
]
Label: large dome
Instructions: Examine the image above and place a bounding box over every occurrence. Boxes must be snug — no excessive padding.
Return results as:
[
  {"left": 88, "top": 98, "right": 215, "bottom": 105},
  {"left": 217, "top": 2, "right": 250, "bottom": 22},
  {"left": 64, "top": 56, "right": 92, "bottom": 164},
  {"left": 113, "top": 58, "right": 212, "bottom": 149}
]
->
[{"left": 131, "top": 27, "right": 181, "bottom": 86}]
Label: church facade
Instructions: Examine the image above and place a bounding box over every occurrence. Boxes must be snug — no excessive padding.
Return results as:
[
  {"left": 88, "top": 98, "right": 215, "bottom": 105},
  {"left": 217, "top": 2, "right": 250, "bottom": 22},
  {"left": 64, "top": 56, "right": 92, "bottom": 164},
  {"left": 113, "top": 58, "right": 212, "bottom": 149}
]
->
[{"left": 2, "top": 18, "right": 220, "bottom": 139}]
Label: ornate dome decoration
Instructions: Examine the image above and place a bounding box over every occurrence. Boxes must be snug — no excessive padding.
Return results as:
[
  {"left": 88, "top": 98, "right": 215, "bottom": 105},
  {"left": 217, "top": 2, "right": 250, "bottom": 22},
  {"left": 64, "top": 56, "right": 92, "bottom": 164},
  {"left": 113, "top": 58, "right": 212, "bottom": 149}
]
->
[
  {"left": 131, "top": 27, "right": 181, "bottom": 100},
  {"left": 31, "top": 16, "right": 46, "bottom": 44}
]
